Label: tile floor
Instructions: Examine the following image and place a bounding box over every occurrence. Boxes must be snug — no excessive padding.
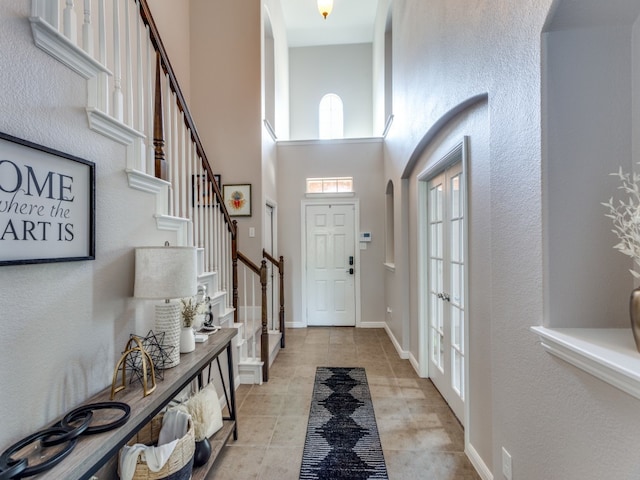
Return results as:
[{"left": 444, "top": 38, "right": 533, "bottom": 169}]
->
[{"left": 205, "top": 327, "right": 481, "bottom": 480}]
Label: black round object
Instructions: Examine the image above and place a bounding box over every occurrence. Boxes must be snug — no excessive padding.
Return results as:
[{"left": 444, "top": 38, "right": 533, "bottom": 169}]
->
[
  {"left": 193, "top": 438, "right": 212, "bottom": 468},
  {"left": 61, "top": 401, "right": 130, "bottom": 435},
  {"left": 0, "top": 458, "right": 27, "bottom": 480},
  {"left": 41, "top": 411, "right": 93, "bottom": 447},
  {"left": 0, "top": 427, "right": 77, "bottom": 477}
]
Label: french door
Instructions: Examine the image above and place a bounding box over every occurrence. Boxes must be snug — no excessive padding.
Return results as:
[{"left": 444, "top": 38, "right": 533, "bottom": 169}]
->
[{"left": 427, "top": 161, "right": 466, "bottom": 422}]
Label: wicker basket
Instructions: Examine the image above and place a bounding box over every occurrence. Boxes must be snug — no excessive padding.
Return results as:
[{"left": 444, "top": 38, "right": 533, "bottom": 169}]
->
[{"left": 119, "top": 413, "right": 195, "bottom": 480}]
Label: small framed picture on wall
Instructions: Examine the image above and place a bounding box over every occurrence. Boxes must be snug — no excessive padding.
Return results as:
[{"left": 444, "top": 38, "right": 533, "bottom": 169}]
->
[{"left": 223, "top": 184, "right": 251, "bottom": 217}]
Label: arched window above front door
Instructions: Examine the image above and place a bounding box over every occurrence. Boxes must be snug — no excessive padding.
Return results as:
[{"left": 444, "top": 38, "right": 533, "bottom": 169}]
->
[{"left": 319, "top": 93, "right": 344, "bottom": 139}]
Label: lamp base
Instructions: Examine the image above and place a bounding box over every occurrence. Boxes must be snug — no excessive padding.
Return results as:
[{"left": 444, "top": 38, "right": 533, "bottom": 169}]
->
[{"left": 155, "top": 302, "right": 181, "bottom": 368}]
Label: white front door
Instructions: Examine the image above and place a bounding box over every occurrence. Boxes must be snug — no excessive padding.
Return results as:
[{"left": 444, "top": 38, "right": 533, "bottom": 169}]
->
[
  {"left": 426, "top": 161, "right": 466, "bottom": 422},
  {"left": 305, "top": 204, "right": 356, "bottom": 326}
]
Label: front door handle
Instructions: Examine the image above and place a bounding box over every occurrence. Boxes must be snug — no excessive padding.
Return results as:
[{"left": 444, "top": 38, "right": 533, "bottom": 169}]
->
[{"left": 347, "top": 268, "right": 354, "bottom": 275}]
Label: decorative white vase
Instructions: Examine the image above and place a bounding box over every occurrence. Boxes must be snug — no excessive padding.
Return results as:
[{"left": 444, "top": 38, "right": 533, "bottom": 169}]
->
[{"left": 180, "top": 327, "right": 196, "bottom": 353}]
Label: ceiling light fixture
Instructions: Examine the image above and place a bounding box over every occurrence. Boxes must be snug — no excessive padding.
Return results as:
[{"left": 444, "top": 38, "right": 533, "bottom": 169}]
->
[{"left": 317, "top": 0, "right": 333, "bottom": 19}]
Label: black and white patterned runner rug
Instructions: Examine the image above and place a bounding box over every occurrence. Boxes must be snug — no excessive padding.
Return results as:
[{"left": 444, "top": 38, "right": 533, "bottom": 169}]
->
[{"left": 300, "top": 367, "right": 389, "bottom": 480}]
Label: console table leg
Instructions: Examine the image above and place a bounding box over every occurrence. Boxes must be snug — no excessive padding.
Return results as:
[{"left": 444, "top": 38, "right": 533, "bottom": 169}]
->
[{"left": 225, "top": 343, "right": 237, "bottom": 440}]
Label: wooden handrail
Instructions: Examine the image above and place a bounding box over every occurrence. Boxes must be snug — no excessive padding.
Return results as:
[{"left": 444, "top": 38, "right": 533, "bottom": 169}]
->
[
  {"left": 233, "top": 247, "right": 270, "bottom": 382},
  {"left": 153, "top": 52, "right": 166, "bottom": 180},
  {"left": 262, "top": 249, "right": 279, "bottom": 267},
  {"left": 259, "top": 259, "right": 269, "bottom": 382},
  {"left": 137, "top": 0, "right": 235, "bottom": 236},
  {"left": 263, "top": 249, "right": 285, "bottom": 349},
  {"left": 237, "top": 251, "right": 261, "bottom": 276}
]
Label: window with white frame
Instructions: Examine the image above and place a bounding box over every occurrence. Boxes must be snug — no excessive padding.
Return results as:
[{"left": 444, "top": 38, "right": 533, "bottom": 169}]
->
[
  {"left": 306, "top": 177, "right": 353, "bottom": 194},
  {"left": 319, "top": 93, "right": 344, "bottom": 139}
]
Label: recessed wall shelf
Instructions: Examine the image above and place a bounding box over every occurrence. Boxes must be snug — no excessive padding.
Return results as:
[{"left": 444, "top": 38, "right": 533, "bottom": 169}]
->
[{"left": 531, "top": 327, "right": 640, "bottom": 401}]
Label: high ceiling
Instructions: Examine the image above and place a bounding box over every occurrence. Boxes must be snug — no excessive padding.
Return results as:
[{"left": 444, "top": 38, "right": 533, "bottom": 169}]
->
[{"left": 279, "top": 0, "right": 380, "bottom": 48}]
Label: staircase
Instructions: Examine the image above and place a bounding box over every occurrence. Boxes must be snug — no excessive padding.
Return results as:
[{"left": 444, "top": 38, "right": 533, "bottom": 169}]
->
[{"left": 28, "top": 0, "right": 284, "bottom": 384}]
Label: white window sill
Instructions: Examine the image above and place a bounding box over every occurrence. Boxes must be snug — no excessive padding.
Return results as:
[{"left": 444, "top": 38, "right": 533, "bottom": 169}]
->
[{"left": 531, "top": 326, "right": 640, "bottom": 401}]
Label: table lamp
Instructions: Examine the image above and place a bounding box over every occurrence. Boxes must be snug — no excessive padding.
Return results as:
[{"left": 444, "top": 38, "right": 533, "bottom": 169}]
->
[{"left": 134, "top": 244, "right": 197, "bottom": 368}]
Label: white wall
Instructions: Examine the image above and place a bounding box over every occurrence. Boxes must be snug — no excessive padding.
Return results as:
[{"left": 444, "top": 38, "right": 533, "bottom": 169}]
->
[
  {"left": 263, "top": 0, "right": 290, "bottom": 141},
  {"left": 148, "top": 0, "right": 192, "bottom": 103},
  {"left": 190, "top": 0, "right": 264, "bottom": 259},
  {"left": 0, "top": 0, "right": 173, "bottom": 448},
  {"left": 373, "top": 0, "right": 392, "bottom": 136},
  {"left": 276, "top": 139, "right": 385, "bottom": 328},
  {"left": 262, "top": 0, "right": 290, "bottom": 242},
  {"left": 382, "top": 0, "right": 640, "bottom": 478},
  {"left": 289, "top": 44, "right": 373, "bottom": 140},
  {"left": 543, "top": 14, "right": 636, "bottom": 328}
]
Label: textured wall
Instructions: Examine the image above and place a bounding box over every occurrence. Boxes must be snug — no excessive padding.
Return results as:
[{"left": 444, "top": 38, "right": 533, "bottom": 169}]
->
[
  {"left": 189, "top": 0, "right": 264, "bottom": 259},
  {"left": 148, "top": 0, "right": 192, "bottom": 102},
  {"left": 383, "top": 0, "right": 640, "bottom": 478},
  {"left": 0, "top": 0, "right": 173, "bottom": 448},
  {"left": 276, "top": 140, "right": 385, "bottom": 329},
  {"left": 289, "top": 44, "right": 374, "bottom": 140}
]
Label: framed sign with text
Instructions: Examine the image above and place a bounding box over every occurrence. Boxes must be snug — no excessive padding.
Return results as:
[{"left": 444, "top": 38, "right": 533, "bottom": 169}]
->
[{"left": 0, "top": 132, "right": 95, "bottom": 266}]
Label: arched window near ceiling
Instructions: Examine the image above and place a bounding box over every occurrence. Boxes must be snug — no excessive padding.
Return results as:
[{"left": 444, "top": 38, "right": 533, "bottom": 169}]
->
[
  {"left": 319, "top": 93, "right": 344, "bottom": 139},
  {"left": 385, "top": 180, "right": 395, "bottom": 265}
]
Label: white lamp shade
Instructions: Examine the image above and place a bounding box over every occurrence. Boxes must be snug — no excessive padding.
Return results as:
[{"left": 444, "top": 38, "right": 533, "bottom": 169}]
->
[
  {"left": 134, "top": 246, "right": 197, "bottom": 300},
  {"left": 317, "top": 0, "right": 333, "bottom": 18}
]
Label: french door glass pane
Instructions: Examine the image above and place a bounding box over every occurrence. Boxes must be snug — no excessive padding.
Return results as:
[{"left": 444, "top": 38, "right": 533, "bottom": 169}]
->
[
  {"left": 430, "top": 224, "right": 443, "bottom": 257},
  {"left": 451, "top": 262, "right": 460, "bottom": 306},
  {"left": 430, "top": 184, "right": 443, "bottom": 221},
  {"left": 451, "top": 174, "right": 461, "bottom": 218},
  {"left": 453, "top": 349, "right": 463, "bottom": 397},
  {"left": 451, "top": 219, "right": 461, "bottom": 262},
  {"left": 451, "top": 305, "right": 461, "bottom": 349},
  {"left": 431, "top": 328, "right": 443, "bottom": 369}
]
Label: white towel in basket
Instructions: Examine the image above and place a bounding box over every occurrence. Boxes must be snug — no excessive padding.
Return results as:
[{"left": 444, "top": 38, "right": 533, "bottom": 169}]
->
[{"left": 119, "top": 409, "right": 190, "bottom": 480}]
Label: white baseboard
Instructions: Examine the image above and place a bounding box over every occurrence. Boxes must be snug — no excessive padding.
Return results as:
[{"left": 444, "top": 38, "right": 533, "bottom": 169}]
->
[
  {"left": 358, "top": 321, "right": 386, "bottom": 328},
  {"left": 408, "top": 351, "right": 421, "bottom": 376},
  {"left": 384, "top": 323, "right": 409, "bottom": 359},
  {"left": 465, "top": 443, "right": 493, "bottom": 480},
  {"left": 286, "top": 321, "right": 306, "bottom": 328}
]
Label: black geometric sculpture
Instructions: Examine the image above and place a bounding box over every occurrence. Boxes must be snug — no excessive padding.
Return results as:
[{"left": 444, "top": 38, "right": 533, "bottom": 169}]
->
[{"left": 127, "top": 330, "right": 174, "bottom": 382}]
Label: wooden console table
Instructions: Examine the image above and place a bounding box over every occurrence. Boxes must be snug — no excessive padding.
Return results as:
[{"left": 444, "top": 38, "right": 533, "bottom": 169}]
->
[{"left": 30, "top": 328, "right": 238, "bottom": 479}]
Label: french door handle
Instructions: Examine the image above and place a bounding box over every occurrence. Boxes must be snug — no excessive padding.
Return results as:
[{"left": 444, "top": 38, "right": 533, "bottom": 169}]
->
[{"left": 437, "top": 292, "right": 451, "bottom": 302}]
